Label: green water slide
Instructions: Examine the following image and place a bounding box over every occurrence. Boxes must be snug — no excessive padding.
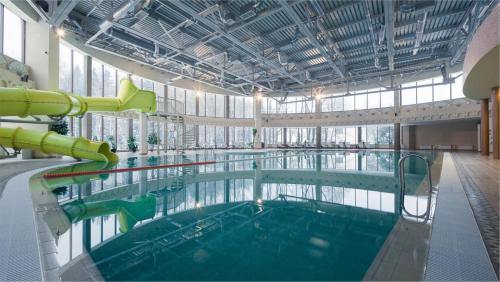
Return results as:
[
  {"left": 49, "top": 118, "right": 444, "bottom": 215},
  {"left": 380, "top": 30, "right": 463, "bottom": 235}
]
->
[
  {"left": 0, "top": 79, "right": 156, "bottom": 162},
  {"left": 62, "top": 196, "right": 157, "bottom": 233}
]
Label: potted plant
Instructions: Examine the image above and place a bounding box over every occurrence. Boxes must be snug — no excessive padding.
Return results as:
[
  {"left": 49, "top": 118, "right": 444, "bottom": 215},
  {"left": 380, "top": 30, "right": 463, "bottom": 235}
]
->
[
  {"left": 127, "top": 136, "right": 138, "bottom": 153},
  {"left": 252, "top": 128, "right": 258, "bottom": 148},
  {"left": 147, "top": 132, "right": 159, "bottom": 151},
  {"left": 106, "top": 135, "right": 117, "bottom": 153},
  {"left": 49, "top": 120, "right": 69, "bottom": 135}
]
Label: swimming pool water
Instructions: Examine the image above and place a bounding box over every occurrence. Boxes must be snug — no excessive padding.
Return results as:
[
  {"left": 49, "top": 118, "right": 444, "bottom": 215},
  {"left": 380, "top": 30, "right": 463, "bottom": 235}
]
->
[{"left": 30, "top": 150, "right": 442, "bottom": 281}]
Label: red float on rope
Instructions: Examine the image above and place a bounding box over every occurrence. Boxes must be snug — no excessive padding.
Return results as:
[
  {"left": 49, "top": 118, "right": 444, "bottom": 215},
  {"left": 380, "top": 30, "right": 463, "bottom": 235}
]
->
[{"left": 43, "top": 161, "right": 217, "bottom": 179}]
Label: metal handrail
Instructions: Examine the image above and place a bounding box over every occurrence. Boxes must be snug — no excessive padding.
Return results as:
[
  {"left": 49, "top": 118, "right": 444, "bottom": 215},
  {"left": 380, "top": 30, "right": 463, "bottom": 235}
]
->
[{"left": 398, "top": 154, "right": 433, "bottom": 221}]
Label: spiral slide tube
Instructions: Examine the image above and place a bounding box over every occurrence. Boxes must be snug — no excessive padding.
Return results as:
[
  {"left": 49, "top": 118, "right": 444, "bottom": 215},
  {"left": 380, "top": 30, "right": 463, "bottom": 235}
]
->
[
  {"left": 62, "top": 196, "right": 156, "bottom": 233},
  {"left": 0, "top": 79, "right": 156, "bottom": 117},
  {"left": 0, "top": 127, "right": 119, "bottom": 163},
  {"left": 0, "top": 80, "right": 156, "bottom": 162}
]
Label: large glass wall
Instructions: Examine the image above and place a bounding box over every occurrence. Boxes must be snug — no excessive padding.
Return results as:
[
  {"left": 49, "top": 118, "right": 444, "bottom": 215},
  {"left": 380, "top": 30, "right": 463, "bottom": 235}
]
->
[
  {"left": 228, "top": 127, "right": 253, "bottom": 148},
  {"left": 198, "top": 125, "right": 231, "bottom": 148},
  {"left": 228, "top": 96, "right": 254, "bottom": 118},
  {"left": 262, "top": 96, "right": 313, "bottom": 114},
  {"left": 1, "top": 5, "right": 24, "bottom": 62},
  {"left": 56, "top": 36, "right": 467, "bottom": 152},
  {"left": 287, "top": 128, "right": 316, "bottom": 145},
  {"left": 59, "top": 43, "right": 85, "bottom": 137},
  {"left": 401, "top": 72, "right": 464, "bottom": 105},
  {"left": 321, "top": 125, "right": 393, "bottom": 145},
  {"left": 263, "top": 128, "right": 283, "bottom": 146}
]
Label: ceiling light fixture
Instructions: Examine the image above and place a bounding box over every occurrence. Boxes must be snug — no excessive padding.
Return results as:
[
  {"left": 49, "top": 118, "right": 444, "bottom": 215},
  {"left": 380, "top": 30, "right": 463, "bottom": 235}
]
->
[{"left": 56, "top": 28, "right": 65, "bottom": 37}]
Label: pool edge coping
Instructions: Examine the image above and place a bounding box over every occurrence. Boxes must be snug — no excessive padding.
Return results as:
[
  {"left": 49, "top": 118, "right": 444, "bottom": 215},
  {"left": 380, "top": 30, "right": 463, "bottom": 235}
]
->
[{"left": 423, "top": 152, "right": 497, "bottom": 281}]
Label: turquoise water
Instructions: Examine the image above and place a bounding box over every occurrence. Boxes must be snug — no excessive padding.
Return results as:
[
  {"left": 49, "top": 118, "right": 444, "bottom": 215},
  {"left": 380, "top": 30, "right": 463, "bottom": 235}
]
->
[{"left": 32, "top": 150, "right": 441, "bottom": 281}]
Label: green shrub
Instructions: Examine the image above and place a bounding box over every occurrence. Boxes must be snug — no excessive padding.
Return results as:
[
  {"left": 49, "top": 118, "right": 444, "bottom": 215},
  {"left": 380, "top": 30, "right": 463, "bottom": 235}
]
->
[
  {"left": 128, "top": 136, "right": 138, "bottom": 152},
  {"left": 49, "top": 120, "right": 69, "bottom": 135},
  {"left": 147, "top": 132, "right": 159, "bottom": 145},
  {"left": 106, "top": 135, "right": 117, "bottom": 152}
]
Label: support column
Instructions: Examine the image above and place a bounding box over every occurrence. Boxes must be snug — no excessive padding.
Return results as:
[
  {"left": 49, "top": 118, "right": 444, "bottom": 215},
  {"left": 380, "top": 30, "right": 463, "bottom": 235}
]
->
[
  {"left": 491, "top": 87, "right": 499, "bottom": 159},
  {"left": 357, "top": 126, "right": 363, "bottom": 146},
  {"left": 139, "top": 112, "right": 148, "bottom": 155},
  {"left": 163, "top": 85, "right": 168, "bottom": 152},
  {"left": 81, "top": 182, "right": 91, "bottom": 251},
  {"left": 315, "top": 97, "right": 322, "bottom": 148},
  {"left": 81, "top": 55, "right": 92, "bottom": 140},
  {"left": 394, "top": 123, "right": 401, "bottom": 151},
  {"left": 315, "top": 152, "right": 322, "bottom": 199},
  {"left": 253, "top": 159, "right": 262, "bottom": 201},
  {"left": 254, "top": 94, "right": 262, "bottom": 149},
  {"left": 481, "top": 99, "right": 490, "bottom": 156},
  {"left": 195, "top": 93, "right": 200, "bottom": 148},
  {"left": 224, "top": 95, "right": 230, "bottom": 148},
  {"left": 408, "top": 125, "right": 416, "bottom": 150},
  {"left": 282, "top": 127, "right": 287, "bottom": 145}
]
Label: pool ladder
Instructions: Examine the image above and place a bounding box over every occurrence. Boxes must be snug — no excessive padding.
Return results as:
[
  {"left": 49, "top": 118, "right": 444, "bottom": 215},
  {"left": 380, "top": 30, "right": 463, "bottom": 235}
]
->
[{"left": 398, "top": 154, "right": 434, "bottom": 221}]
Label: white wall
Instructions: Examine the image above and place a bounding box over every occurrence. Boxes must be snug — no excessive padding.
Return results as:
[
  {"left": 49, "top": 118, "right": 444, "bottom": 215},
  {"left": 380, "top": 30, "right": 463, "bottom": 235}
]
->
[{"left": 402, "top": 120, "right": 479, "bottom": 149}]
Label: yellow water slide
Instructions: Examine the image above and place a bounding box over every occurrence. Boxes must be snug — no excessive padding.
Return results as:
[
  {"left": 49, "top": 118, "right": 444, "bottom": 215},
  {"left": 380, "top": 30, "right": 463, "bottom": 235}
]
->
[{"left": 0, "top": 80, "right": 156, "bottom": 162}]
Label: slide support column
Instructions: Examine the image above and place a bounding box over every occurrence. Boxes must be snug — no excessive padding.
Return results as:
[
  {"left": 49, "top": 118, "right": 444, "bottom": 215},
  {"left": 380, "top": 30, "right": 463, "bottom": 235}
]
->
[
  {"left": 491, "top": 87, "right": 499, "bottom": 159},
  {"left": 481, "top": 98, "right": 490, "bottom": 156},
  {"left": 139, "top": 112, "right": 148, "bottom": 155}
]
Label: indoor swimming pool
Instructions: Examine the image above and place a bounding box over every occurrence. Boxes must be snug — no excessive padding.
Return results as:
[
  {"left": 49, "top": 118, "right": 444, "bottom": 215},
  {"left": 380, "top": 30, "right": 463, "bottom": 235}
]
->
[{"left": 29, "top": 150, "right": 443, "bottom": 281}]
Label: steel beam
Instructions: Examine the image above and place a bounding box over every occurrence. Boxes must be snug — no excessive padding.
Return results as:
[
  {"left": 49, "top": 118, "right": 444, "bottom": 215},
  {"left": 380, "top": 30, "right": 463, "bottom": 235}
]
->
[
  {"left": 48, "top": 0, "right": 79, "bottom": 27},
  {"left": 279, "top": 0, "right": 345, "bottom": 78},
  {"left": 162, "top": 0, "right": 304, "bottom": 85},
  {"left": 383, "top": 0, "right": 395, "bottom": 71}
]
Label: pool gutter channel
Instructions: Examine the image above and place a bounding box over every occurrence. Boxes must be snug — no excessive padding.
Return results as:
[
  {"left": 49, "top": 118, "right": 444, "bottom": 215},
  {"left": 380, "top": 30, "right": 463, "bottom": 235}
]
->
[{"left": 423, "top": 152, "right": 497, "bottom": 281}]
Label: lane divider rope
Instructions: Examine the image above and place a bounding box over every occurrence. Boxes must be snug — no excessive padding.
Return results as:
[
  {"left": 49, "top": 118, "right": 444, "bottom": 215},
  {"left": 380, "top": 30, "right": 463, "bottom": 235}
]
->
[{"left": 43, "top": 151, "right": 323, "bottom": 179}]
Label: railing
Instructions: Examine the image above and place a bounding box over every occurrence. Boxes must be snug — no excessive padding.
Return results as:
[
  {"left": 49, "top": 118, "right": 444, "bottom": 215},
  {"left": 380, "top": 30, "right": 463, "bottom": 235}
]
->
[{"left": 398, "top": 154, "right": 433, "bottom": 221}]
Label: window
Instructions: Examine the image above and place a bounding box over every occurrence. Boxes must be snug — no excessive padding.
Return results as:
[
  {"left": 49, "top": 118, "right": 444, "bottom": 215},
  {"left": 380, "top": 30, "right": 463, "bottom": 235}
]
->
[
  {"left": 355, "top": 93, "right": 367, "bottom": 110},
  {"left": 103, "top": 65, "right": 116, "bottom": 97},
  {"left": 2, "top": 6, "right": 24, "bottom": 62},
  {"left": 416, "top": 78, "right": 433, "bottom": 104},
  {"left": 377, "top": 125, "right": 393, "bottom": 144},
  {"left": 59, "top": 44, "right": 87, "bottom": 137},
  {"left": 380, "top": 90, "right": 394, "bottom": 107},
  {"left": 451, "top": 73, "right": 465, "bottom": 99},
  {"left": 185, "top": 90, "right": 196, "bottom": 115},
  {"left": 229, "top": 96, "right": 235, "bottom": 117},
  {"left": 401, "top": 82, "right": 416, "bottom": 105},
  {"left": 215, "top": 126, "right": 225, "bottom": 146},
  {"left": 344, "top": 96, "right": 354, "bottom": 111},
  {"left": 367, "top": 89, "right": 380, "bottom": 109},
  {"left": 286, "top": 97, "right": 297, "bottom": 114},
  {"left": 345, "top": 127, "right": 357, "bottom": 144},
  {"left": 234, "top": 96, "right": 244, "bottom": 118},
  {"left": 103, "top": 116, "right": 116, "bottom": 145},
  {"left": 92, "top": 115, "right": 102, "bottom": 141},
  {"left": 244, "top": 97, "right": 253, "bottom": 118},
  {"left": 198, "top": 92, "right": 206, "bottom": 116},
  {"left": 175, "top": 88, "right": 185, "bottom": 114},
  {"left": 335, "top": 128, "right": 345, "bottom": 143},
  {"left": 59, "top": 44, "right": 72, "bottom": 92},
  {"left": 366, "top": 126, "right": 377, "bottom": 144},
  {"left": 72, "top": 51, "right": 85, "bottom": 96},
  {"left": 92, "top": 62, "right": 103, "bottom": 97},
  {"left": 433, "top": 76, "right": 451, "bottom": 101},
  {"left": 206, "top": 93, "right": 215, "bottom": 117},
  {"left": 142, "top": 79, "right": 154, "bottom": 91},
  {"left": 215, "top": 94, "right": 225, "bottom": 118},
  {"left": 117, "top": 118, "right": 129, "bottom": 151}
]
